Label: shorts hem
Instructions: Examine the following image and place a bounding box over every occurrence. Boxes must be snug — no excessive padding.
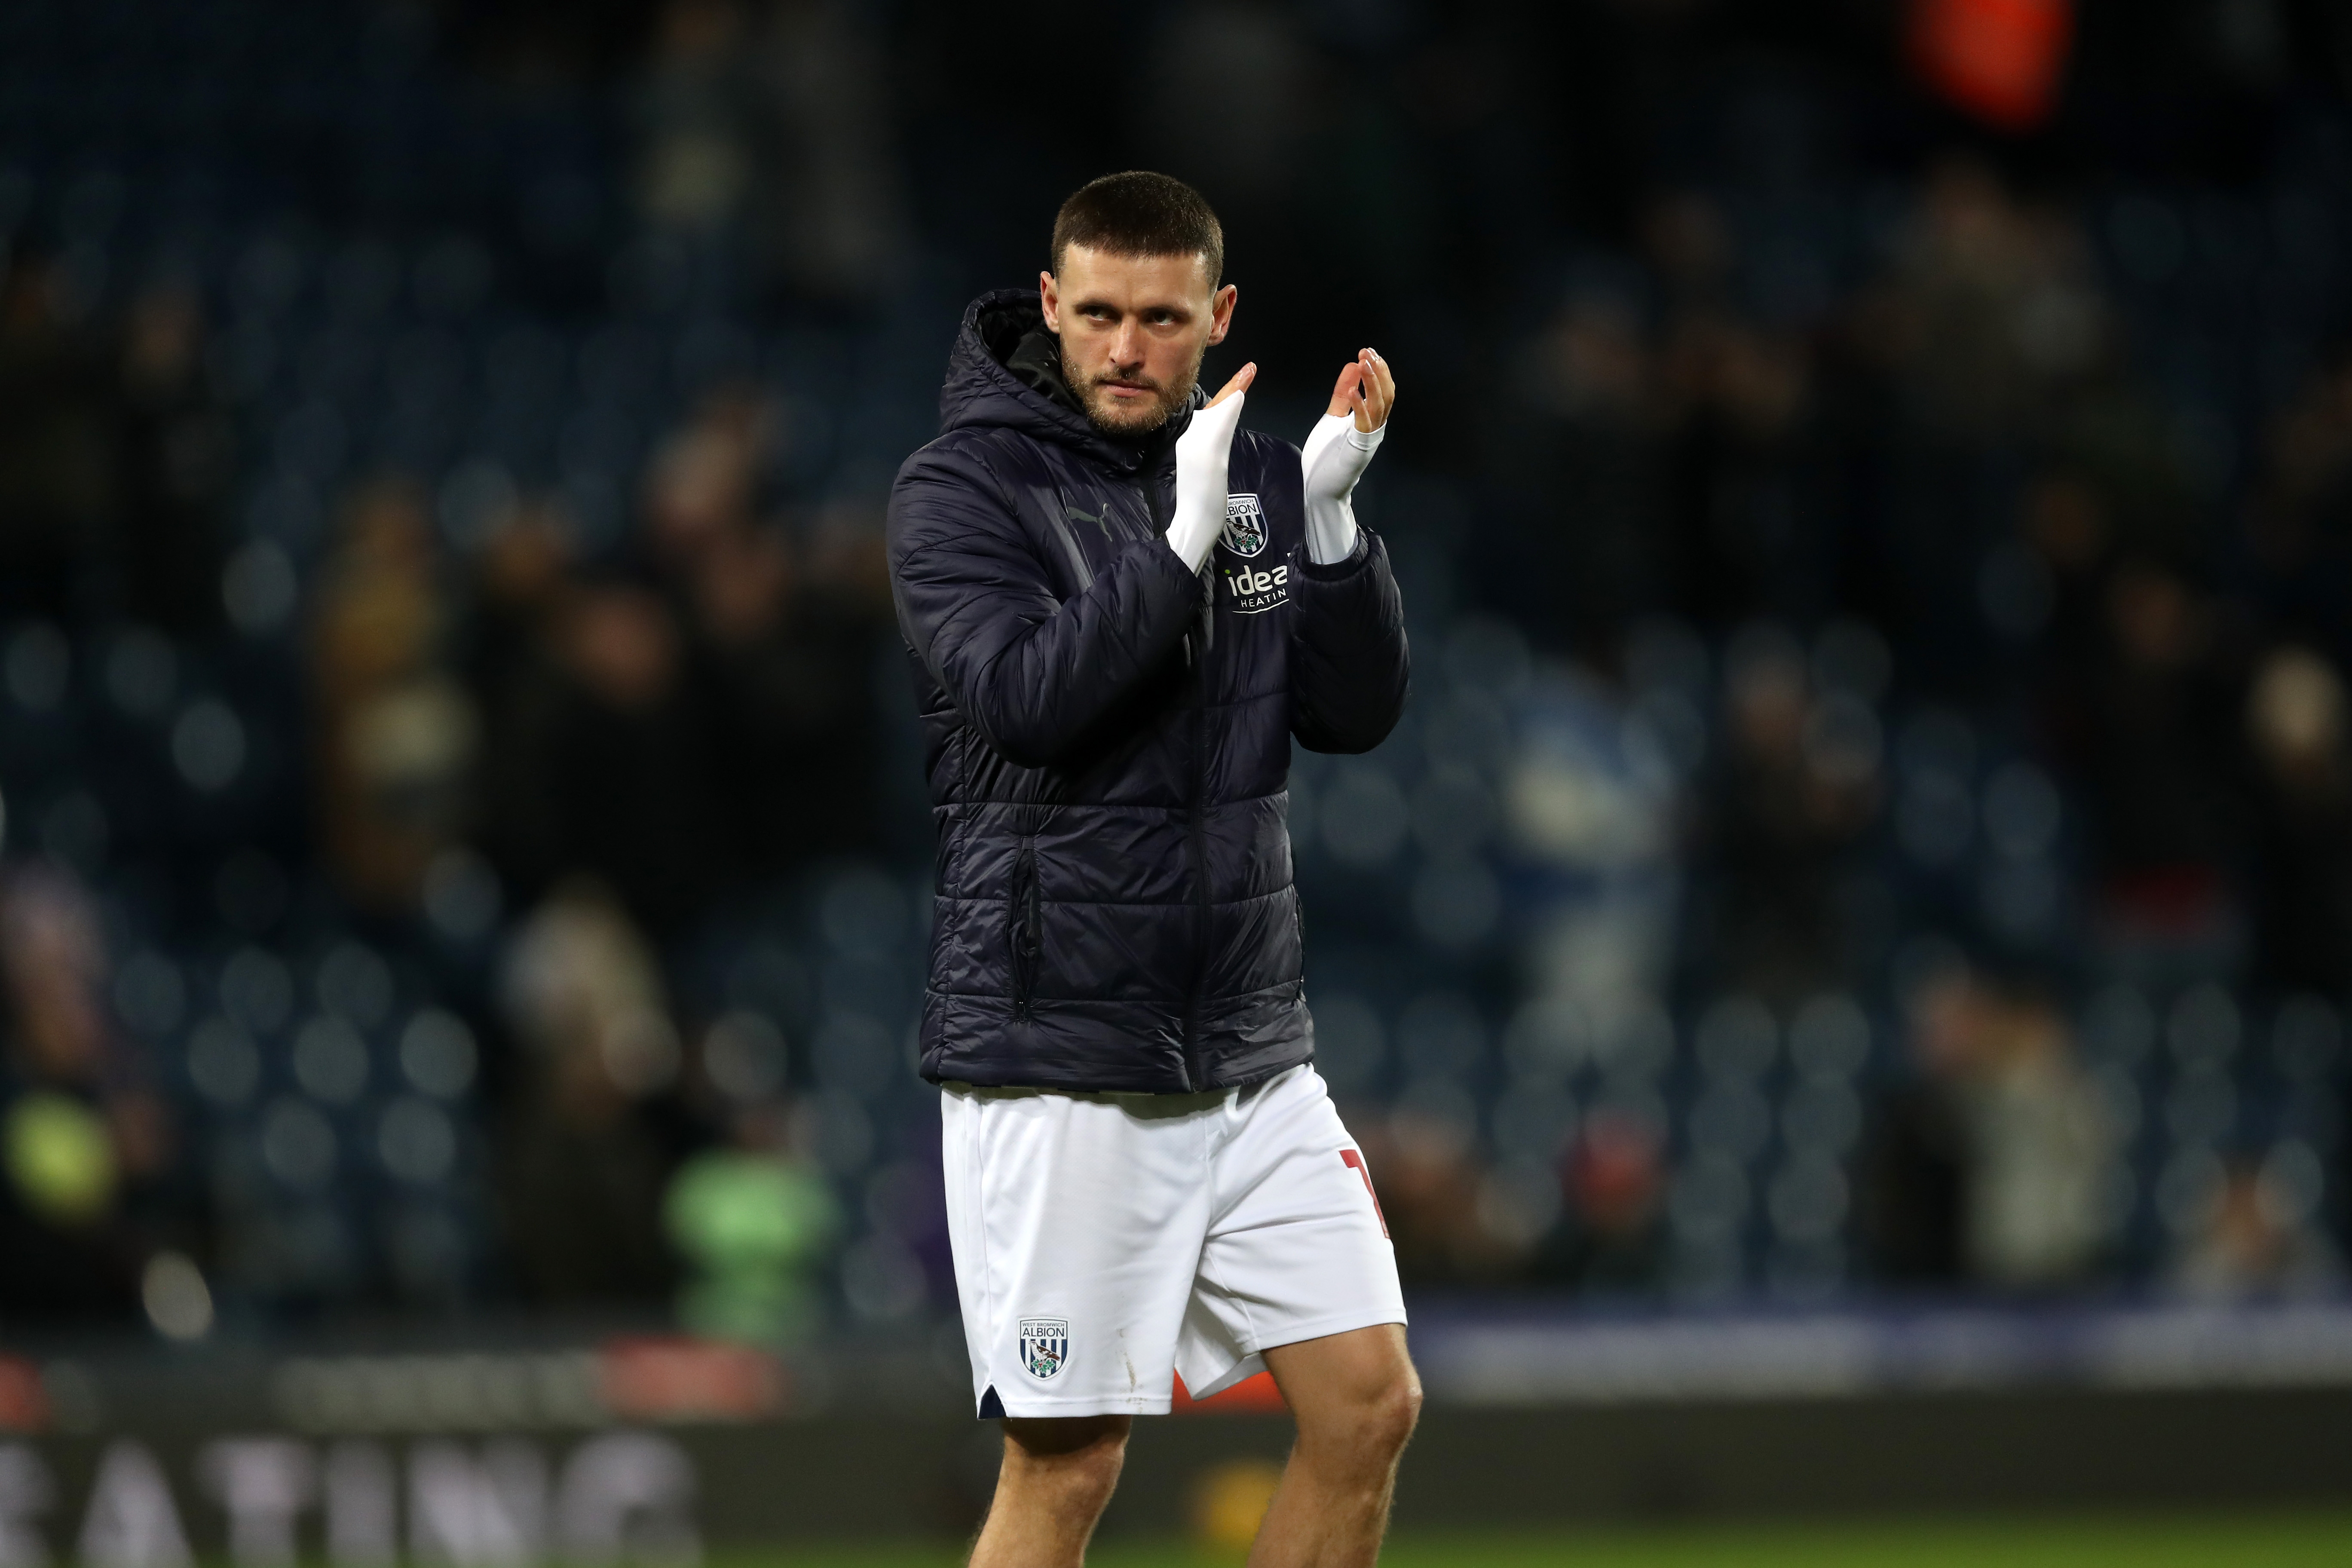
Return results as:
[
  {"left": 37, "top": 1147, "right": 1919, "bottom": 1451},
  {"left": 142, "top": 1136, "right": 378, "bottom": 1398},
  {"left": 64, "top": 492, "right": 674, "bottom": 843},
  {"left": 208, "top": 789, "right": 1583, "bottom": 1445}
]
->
[
  {"left": 980, "top": 1393, "right": 1175, "bottom": 1419},
  {"left": 1184, "top": 1303, "right": 1409, "bottom": 1402}
]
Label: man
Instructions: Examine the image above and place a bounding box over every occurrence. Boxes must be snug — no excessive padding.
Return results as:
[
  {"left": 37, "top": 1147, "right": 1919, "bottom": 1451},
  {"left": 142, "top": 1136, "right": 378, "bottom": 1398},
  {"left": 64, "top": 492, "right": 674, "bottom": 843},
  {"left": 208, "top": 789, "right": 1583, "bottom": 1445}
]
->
[{"left": 888, "top": 171, "right": 1415, "bottom": 1567}]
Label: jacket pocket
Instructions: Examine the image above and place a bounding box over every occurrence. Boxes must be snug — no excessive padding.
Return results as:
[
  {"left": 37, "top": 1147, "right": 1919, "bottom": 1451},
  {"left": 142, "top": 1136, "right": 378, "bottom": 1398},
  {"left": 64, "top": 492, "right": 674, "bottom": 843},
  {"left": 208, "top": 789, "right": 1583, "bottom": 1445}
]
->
[{"left": 1008, "top": 839, "right": 1041, "bottom": 1015}]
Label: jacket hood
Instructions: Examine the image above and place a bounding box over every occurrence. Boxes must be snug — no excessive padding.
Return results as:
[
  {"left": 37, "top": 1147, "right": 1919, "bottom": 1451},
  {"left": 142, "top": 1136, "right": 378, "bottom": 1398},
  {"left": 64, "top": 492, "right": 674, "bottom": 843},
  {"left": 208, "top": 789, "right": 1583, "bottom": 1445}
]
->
[{"left": 937, "top": 288, "right": 1198, "bottom": 475}]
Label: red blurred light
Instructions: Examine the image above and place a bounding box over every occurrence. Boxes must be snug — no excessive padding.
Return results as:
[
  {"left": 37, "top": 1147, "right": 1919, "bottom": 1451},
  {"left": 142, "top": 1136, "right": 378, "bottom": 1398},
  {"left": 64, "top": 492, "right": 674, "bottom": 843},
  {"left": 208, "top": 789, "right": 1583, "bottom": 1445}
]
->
[
  {"left": 598, "top": 1335, "right": 786, "bottom": 1422},
  {"left": 0, "top": 1357, "right": 45, "bottom": 1434},
  {"left": 1171, "top": 1370, "right": 1287, "bottom": 1414},
  {"left": 1909, "top": 0, "right": 2075, "bottom": 131}
]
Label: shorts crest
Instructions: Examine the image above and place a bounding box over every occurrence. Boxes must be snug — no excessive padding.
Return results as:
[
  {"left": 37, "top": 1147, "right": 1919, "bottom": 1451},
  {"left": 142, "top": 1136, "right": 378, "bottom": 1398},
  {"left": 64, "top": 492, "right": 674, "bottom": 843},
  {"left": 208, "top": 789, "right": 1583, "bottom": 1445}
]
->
[{"left": 1019, "top": 1317, "right": 1070, "bottom": 1381}]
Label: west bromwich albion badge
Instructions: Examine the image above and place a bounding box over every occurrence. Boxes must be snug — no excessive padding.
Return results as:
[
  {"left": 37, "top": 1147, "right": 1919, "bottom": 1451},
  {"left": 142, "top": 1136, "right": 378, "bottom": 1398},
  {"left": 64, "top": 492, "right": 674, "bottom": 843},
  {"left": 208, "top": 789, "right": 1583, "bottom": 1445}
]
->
[
  {"left": 1222, "top": 493, "right": 1267, "bottom": 557},
  {"left": 1019, "top": 1317, "right": 1070, "bottom": 1380}
]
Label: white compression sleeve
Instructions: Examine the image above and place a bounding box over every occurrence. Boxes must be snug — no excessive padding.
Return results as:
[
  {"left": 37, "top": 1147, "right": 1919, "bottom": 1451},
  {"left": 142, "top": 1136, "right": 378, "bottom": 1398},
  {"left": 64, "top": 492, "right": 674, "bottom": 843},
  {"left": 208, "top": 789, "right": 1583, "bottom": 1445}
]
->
[
  {"left": 1300, "top": 410, "right": 1384, "bottom": 565},
  {"left": 1166, "top": 391, "right": 1249, "bottom": 573}
]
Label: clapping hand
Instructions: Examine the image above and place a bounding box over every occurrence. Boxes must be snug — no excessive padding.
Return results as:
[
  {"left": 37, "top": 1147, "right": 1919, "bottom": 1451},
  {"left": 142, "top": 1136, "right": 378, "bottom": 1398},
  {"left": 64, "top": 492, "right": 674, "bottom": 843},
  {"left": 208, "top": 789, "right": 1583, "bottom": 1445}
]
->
[
  {"left": 1302, "top": 349, "right": 1394, "bottom": 564},
  {"left": 1166, "top": 362, "right": 1256, "bottom": 572},
  {"left": 1327, "top": 348, "right": 1395, "bottom": 432}
]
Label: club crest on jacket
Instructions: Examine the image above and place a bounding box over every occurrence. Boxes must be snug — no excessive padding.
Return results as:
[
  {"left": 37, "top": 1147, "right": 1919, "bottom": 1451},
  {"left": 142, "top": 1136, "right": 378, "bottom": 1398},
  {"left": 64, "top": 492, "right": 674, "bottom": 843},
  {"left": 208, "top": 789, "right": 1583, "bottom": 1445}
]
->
[
  {"left": 1222, "top": 493, "right": 1268, "bottom": 557},
  {"left": 1019, "top": 1317, "right": 1070, "bottom": 1380}
]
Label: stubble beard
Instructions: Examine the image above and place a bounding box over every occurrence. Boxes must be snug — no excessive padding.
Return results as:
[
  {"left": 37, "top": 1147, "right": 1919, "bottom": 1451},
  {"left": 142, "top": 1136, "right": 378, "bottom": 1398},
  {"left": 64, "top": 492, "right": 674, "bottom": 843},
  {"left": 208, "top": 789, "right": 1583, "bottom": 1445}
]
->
[{"left": 1062, "top": 335, "right": 1206, "bottom": 439}]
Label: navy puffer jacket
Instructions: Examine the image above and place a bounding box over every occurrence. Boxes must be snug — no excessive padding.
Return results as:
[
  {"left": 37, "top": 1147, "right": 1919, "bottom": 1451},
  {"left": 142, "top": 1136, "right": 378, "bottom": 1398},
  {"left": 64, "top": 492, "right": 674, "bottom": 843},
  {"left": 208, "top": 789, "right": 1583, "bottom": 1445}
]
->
[{"left": 888, "top": 290, "right": 1410, "bottom": 1093}]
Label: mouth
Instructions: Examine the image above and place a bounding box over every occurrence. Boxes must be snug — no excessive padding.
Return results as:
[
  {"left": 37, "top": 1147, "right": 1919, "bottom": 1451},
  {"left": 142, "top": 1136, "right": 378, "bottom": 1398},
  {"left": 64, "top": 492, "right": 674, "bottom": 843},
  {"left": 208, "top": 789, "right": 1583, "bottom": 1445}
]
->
[{"left": 1096, "top": 379, "right": 1157, "bottom": 401}]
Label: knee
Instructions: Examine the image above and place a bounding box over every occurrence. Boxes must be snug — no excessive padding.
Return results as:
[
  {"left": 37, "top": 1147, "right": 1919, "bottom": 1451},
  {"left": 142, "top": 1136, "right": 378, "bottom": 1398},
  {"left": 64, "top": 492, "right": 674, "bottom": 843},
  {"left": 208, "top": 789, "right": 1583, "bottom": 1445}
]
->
[
  {"left": 1363, "top": 1369, "right": 1423, "bottom": 1459},
  {"left": 1003, "top": 1416, "right": 1130, "bottom": 1510},
  {"left": 1302, "top": 1367, "right": 1421, "bottom": 1464}
]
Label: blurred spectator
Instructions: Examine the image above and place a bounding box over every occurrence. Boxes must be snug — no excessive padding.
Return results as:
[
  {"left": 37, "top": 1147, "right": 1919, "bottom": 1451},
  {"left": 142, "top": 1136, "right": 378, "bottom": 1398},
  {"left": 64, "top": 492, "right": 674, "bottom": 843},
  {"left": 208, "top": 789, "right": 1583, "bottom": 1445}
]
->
[
  {"left": 470, "top": 395, "right": 893, "bottom": 932},
  {"left": 755, "top": 0, "right": 911, "bottom": 305},
  {"left": 0, "top": 865, "right": 191, "bottom": 1320},
  {"left": 2068, "top": 559, "right": 2247, "bottom": 977},
  {"left": 632, "top": 0, "right": 762, "bottom": 236},
  {"left": 115, "top": 282, "right": 231, "bottom": 636},
  {"left": 2015, "top": 470, "right": 2113, "bottom": 667},
  {"left": 1476, "top": 288, "right": 1666, "bottom": 658},
  {"left": 631, "top": 0, "right": 909, "bottom": 306},
  {"left": 2169, "top": 1155, "right": 2344, "bottom": 1301},
  {"left": 1860, "top": 963, "right": 1976, "bottom": 1284},
  {"left": 663, "top": 1098, "right": 837, "bottom": 1344},
  {"left": 1850, "top": 158, "right": 2126, "bottom": 687},
  {"left": 478, "top": 570, "right": 723, "bottom": 937},
  {"left": 1862, "top": 963, "right": 2113, "bottom": 1291},
  {"left": 2251, "top": 349, "right": 2352, "bottom": 618},
  {"left": 496, "top": 880, "right": 691, "bottom": 1305},
  {"left": 311, "top": 479, "right": 480, "bottom": 913},
  {"left": 0, "top": 256, "right": 121, "bottom": 622},
  {"left": 1504, "top": 661, "right": 1680, "bottom": 1034},
  {"left": 1654, "top": 271, "right": 1825, "bottom": 629},
  {"left": 640, "top": 392, "right": 887, "bottom": 878},
  {"left": 1871, "top": 157, "right": 2104, "bottom": 448},
  {"left": 1527, "top": 1112, "right": 1667, "bottom": 1293},
  {"left": 1697, "top": 628, "right": 1879, "bottom": 1003},
  {"left": 2244, "top": 646, "right": 2352, "bottom": 995},
  {"left": 1962, "top": 983, "right": 2112, "bottom": 1289},
  {"left": 1360, "top": 1109, "right": 1520, "bottom": 1287},
  {"left": 0, "top": 264, "right": 228, "bottom": 634}
]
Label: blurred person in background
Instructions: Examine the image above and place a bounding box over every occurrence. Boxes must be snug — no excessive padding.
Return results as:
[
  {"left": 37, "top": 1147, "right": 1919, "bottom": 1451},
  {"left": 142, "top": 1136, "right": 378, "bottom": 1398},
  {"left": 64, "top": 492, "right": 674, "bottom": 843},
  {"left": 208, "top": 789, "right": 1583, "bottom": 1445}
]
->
[
  {"left": 888, "top": 172, "right": 1416, "bottom": 1568},
  {"left": 311, "top": 478, "right": 479, "bottom": 914},
  {"left": 2250, "top": 346, "right": 2352, "bottom": 643},
  {"left": 1697, "top": 628, "right": 1878, "bottom": 1005},
  {"left": 1475, "top": 286, "right": 1664, "bottom": 658},
  {"left": 0, "top": 254, "right": 123, "bottom": 623},
  {"left": 1651, "top": 211, "right": 1825, "bottom": 634},
  {"left": 1354, "top": 1108, "right": 1518, "bottom": 1289},
  {"left": 1528, "top": 1112, "right": 1668, "bottom": 1294},
  {"left": 640, "top": 390, "right": 888, "bottom": 876},
  {"left": 0, "top": 260, "right": 228, "bottom": 634},
  {"left": 1862, "top": 962, "right": 2113, "bottom": 1292},
  {"left": 1861, "top": 961, "right": 1976, "bottom": 1285},
  {"left": 2015, "top": 470, "right": 2117, "bottom": 671},
  {"left": 1848, "top": 157, "right": 2123, "bottom": 691},
  {"left": 631, "top": 0, "right": 763, "bottom": 239},
  {"left": 2244, "top": 646, "right": 2352, "bottom": 996},
  {"left": 663, "top": 1088, "right": 838, "bottom": 1345},
  {"left": 496, "top": 879, "right": 692, "bottom": 1305},
  {"left": 115, "top": 280, "right": 231, "bottom": 636},
  {"left": 1960, "top": 981, "right": 2113, "bottom": 1291},
  {"left": 631, "top": 0, "right": 909, "bottom": 307},
  {"left": 2067, "top": 558, "right": 2248, "bottom": 979},
  {"left": 479, "top": 569, "right": 724, "bottom": 938},
  {"left": 756, "top": 0, "right": 911, "bottom": 306},
  {"left": 2170, "top": 1154, "right": 2343, "bottom": 1301},
  {"left": 0, "top": 864, "right": 193, "bottom": 1320}
]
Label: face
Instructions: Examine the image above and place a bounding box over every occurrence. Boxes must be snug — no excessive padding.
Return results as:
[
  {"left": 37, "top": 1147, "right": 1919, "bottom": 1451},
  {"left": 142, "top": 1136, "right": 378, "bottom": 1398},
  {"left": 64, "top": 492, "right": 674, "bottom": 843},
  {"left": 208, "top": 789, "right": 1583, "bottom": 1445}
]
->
[{"left": 1040, "top": 244, "right": 1235, "bottom": 436}]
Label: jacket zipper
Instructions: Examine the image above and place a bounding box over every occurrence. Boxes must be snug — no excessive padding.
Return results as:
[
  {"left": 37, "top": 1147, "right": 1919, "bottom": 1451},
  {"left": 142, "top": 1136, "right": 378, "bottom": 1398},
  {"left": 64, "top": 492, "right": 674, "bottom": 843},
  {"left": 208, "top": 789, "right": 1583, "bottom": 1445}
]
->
[
  {"left": 1141, "top": 464, "right": 1212, "bottom": 1092},
  {"left": 1185, "top": 665, "right": 1209, "bottom": 1092},
  {"left": 1011, "top": 837, "right": 1040, "bottom": 1019}
]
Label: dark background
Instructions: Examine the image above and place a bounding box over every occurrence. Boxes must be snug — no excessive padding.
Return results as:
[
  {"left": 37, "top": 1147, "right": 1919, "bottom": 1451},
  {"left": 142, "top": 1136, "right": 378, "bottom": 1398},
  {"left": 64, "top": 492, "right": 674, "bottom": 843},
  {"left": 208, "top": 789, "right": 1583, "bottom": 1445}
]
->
[{"left": 3, "top": 0, "right": 2352, "bottom": 1352}]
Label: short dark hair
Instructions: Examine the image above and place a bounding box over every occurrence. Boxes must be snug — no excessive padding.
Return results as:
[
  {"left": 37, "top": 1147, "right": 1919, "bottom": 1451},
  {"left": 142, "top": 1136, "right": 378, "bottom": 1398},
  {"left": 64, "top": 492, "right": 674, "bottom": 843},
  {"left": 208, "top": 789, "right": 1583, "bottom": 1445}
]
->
[{"left": 1050, "top": 171, "right": 1224, "bottom": 285}]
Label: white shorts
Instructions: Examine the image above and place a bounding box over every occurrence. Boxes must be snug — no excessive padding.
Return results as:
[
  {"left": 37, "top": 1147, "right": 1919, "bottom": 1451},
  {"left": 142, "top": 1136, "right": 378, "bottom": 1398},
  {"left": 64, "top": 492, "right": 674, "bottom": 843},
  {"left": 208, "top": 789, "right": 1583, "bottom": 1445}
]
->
[{"left": 941, "top": 1064, "right": 1406, "bottom": 1418}]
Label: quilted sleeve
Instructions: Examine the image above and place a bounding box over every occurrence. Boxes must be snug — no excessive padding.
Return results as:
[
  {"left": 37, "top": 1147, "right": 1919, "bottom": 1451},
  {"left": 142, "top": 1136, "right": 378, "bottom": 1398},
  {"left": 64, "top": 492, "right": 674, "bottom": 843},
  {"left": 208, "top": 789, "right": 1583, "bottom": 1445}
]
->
[
  {"left": 1288, "top": 529, "right": 1409, "bottom": 754},
  {"left": 888, "top": 441, "right": 1202, "bottom": 769}
]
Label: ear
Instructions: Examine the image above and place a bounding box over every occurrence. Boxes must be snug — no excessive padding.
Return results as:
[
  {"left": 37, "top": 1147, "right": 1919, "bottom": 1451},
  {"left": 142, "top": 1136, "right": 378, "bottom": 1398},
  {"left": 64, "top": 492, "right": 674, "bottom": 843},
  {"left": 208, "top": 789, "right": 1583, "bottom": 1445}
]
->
[
  {"left": 1039, "top": 270, "right": 1061, "bottom": 333},
  {"left": 1207, "top": 283, "right": 1237, "bottom": 346}
]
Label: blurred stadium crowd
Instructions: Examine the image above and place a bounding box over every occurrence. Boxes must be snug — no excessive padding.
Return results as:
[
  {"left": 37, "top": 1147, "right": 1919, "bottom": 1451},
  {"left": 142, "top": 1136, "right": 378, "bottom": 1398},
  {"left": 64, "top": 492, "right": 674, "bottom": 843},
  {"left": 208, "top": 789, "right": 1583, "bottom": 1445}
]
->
[{"left": 5, "top": 0, "right": 2352, "bottom": 1343}]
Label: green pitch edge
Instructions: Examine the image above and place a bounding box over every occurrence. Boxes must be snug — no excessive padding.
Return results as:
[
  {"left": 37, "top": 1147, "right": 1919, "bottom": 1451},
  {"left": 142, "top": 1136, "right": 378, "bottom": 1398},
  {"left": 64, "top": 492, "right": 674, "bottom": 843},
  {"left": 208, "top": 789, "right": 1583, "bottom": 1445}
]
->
[{"left": 720, "top": 1511, "right": 2352, "bottom": 1568}]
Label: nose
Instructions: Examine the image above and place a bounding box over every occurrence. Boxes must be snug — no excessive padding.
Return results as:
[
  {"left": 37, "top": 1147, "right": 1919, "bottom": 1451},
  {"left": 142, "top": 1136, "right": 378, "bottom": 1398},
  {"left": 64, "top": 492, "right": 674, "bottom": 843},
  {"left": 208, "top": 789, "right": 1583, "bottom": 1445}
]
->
[{"left": 1109, "top": 318, "right": 1144, "bottom": 369}]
